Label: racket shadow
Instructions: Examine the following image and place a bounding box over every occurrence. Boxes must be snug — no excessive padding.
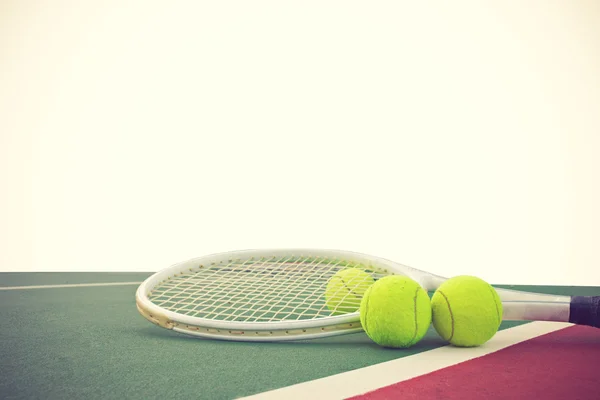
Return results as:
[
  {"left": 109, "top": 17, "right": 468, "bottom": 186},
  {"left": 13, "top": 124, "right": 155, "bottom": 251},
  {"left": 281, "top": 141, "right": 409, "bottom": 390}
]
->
[
  {"left": 294, "top": 332, "right": 447, "bottom": 348},
  {"left": 136, "top": 326, "right": 203, "bottom": 342},
  {"left": 136, "top": 326, "right": 447, "bottom": 350}
]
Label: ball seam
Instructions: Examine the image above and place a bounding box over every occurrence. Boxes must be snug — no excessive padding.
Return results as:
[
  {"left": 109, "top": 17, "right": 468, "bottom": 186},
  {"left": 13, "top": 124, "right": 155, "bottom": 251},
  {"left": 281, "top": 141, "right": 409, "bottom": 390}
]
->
[
  {"left": 362, "top": 289, "right": 371, "bottom": 336},
  {"left": 487, "top": 285, "right": 502, "bottom": 325},
  {"left": 437, "top": 290, "right": 455, "bottom": 341},
  {"left": 408, "top": 286, "right": 420, "bottom": 346}
]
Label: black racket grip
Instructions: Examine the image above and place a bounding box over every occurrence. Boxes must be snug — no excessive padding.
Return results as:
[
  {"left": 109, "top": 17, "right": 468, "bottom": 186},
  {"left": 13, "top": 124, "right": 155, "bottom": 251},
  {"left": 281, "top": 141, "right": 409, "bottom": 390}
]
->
[{"left": 569, "top": 296, "right": 600, "bottom": 328}]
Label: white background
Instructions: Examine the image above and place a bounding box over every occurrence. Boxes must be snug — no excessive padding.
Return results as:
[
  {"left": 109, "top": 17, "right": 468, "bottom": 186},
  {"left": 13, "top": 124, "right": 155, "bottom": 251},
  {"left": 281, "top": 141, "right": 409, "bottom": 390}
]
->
[{"left": 1, "top": 1, "right": 599, "bottom": 285}]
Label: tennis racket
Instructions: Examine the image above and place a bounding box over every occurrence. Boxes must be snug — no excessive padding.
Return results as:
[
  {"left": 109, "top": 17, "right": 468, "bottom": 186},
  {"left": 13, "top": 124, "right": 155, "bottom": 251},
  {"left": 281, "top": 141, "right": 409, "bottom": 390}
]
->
[{"left": 135, "top": 249, "right": 599, "bottom": 341}]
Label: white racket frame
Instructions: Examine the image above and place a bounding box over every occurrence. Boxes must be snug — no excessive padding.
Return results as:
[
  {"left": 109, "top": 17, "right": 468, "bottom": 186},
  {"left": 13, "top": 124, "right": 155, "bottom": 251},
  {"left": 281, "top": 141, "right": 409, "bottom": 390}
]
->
[{"left": 135, "top": 249, "right": 573, "bottom": 342}]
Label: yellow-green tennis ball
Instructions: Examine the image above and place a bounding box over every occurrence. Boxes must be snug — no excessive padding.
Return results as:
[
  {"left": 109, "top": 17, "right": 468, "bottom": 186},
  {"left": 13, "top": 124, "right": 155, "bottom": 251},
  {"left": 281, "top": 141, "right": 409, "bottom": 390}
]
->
[
  {"left": 325, "top": 268, "right": 375, "bottom": 315},
  {"left": 359, "top": 275, "right": 432, "bottom": 348},
  {"left": 431, "top": 275, "right": 503, "bottom": 347}
]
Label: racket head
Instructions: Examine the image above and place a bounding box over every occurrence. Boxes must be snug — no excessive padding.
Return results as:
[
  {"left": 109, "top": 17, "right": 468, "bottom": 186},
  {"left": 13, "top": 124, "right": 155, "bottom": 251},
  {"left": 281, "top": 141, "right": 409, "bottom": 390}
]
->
[{"left": 135, "top": 249, "right": 445, "bottom": 341}]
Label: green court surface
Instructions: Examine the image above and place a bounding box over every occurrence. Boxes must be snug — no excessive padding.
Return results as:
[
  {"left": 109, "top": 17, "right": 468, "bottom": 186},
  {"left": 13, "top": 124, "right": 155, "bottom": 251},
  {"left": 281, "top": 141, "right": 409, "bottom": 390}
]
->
[{"left": 0, "top": 273, "right": 597, "bottom": 400}]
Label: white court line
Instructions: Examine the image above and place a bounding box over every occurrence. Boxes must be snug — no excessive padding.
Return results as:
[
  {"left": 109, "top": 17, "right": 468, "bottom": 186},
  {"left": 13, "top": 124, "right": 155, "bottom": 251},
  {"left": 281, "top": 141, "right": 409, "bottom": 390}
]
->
[
  {"left": 0, "top": 282, "right": 142, "bottom": 291},
  {"left": 238, "top": 321, "right": 573, "bottom": 400}
]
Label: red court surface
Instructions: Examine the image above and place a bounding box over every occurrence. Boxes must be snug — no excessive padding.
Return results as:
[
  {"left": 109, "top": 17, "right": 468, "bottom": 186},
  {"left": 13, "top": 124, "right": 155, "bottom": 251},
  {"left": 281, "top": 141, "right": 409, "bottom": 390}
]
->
[{"left": 350, "top": 325, "right": 600, "bottom": 400}]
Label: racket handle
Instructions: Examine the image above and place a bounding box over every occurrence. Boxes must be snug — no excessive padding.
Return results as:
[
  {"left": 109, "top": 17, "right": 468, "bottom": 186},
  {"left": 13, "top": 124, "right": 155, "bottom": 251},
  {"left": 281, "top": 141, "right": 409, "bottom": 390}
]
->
[{"left": 569, "top": 296, "right": 600, "bottom": 328}]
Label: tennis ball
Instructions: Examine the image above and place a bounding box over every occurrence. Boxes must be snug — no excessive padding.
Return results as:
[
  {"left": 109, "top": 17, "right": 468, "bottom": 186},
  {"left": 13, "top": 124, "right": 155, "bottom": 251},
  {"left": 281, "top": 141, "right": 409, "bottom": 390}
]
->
[
  {"left": 325, "top": 268, "right": 375, "bottom": 315},
  {"left": 431, "top": 275, "right": 503, "bottom": 347},
  {"left": 359, "top": 275, "right": 432, "bottom": 348}
]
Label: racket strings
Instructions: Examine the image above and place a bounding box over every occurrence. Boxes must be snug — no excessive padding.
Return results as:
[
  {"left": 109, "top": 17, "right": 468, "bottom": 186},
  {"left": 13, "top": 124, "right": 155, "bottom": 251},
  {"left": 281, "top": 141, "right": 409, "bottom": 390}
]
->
[
  {"left": 152, "top": 262, "right": 321, "bottom": 321},
  {"left": 197, "top": 257, "right": 337, "bottom": 321},
  {"left": 235, "top": 257, "right": 344, "bottom": 322},
  {"left": 148, "top": 255, "right": 379, "bottom": 322},
  {"left": 217, "top": 257, "right": 318, "bottom": 321},
  {"left": 162, "top": 257, "right": 260, "bottom": 315},
  {"left": 154, "top": 258, "right": 275, "bottom": 318},
  {"left": 187, "top": 255, "right": 310, "bottom": 320}
]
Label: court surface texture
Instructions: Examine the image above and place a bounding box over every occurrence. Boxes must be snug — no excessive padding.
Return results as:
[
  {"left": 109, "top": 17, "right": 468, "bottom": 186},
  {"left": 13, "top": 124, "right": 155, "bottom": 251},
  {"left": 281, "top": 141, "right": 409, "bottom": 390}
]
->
[{"left": 1, "top": 273, "right": 598, "bottom": 400}]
